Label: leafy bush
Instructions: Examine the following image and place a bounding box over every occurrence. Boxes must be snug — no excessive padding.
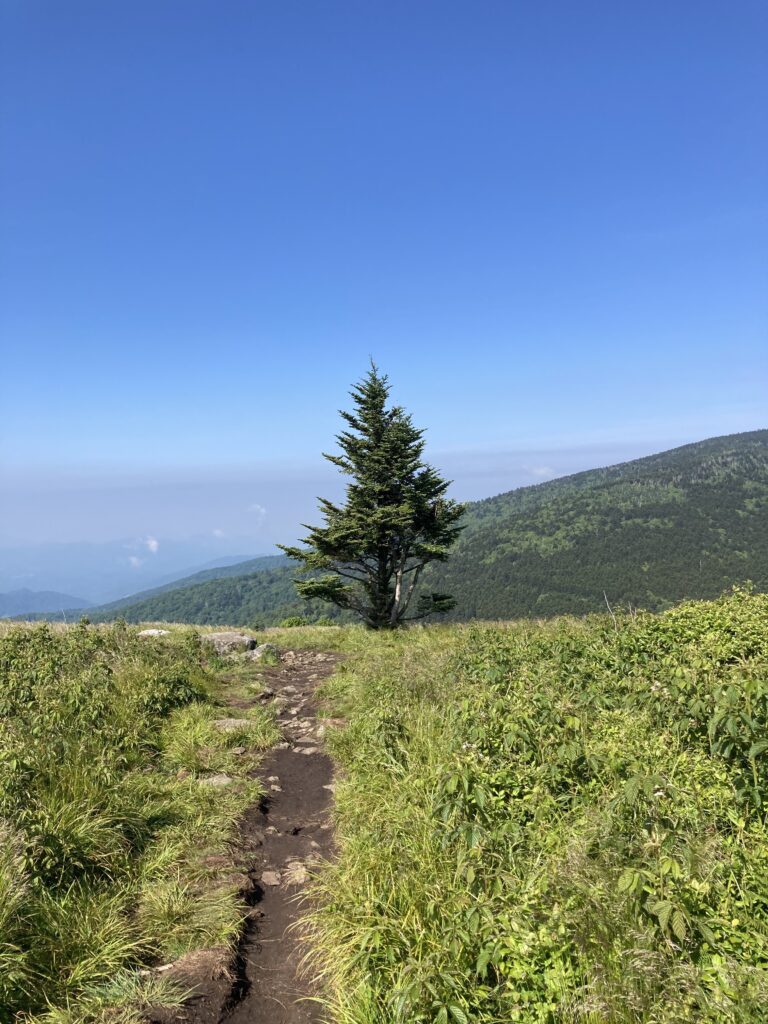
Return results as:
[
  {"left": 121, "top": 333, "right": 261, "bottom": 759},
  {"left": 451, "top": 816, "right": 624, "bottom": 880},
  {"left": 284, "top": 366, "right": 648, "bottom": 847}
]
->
[{"left": 279, "top": 616, "right": 310, "bottom": 628}]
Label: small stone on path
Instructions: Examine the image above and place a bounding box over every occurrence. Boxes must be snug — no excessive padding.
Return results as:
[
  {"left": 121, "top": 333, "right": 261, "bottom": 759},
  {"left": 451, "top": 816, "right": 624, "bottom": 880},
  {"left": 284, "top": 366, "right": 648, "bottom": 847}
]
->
[{"left": 283, "top": 861, "right": 309, "bottom": 886}]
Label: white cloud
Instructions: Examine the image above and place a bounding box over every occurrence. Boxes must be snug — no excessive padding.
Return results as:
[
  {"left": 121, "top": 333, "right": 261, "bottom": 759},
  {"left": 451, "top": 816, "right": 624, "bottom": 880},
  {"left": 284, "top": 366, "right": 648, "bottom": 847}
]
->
[
  {"left": 248, "top": 503, "right": 267, "bottom": 527},
  {"left": 212, "top": 528, "right": 226, "bottom": 538},
  {"left": 129, "top": 555, "right": 143, "bottom": 568},
  {"left": 530, "top": 466, "right": 554, "bottom": 478},
  {"left": 144, "top": 536, "right": 160, "bottom": 554}
]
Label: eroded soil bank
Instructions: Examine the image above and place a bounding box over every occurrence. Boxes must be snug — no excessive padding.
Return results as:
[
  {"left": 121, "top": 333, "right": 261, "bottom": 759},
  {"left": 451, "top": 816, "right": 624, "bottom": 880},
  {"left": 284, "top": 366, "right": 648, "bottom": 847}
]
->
[{"left": 151, "top": 647, "right": 340, "bottom": 1024}]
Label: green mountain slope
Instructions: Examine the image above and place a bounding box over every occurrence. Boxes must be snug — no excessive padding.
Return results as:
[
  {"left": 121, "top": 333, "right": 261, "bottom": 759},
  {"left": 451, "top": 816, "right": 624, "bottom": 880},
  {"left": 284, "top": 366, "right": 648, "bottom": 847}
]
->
[
  {"left": 88, "top": 565, "right": 319, "bottom": 626},
  {"left": 93, "top": 554, "right": 290, "bottom": 613},
  {"left": 93, "top": 430, "right": 768, "bottom": 626},
  {"left": 11, "top": 555, "right": 290, "bottom": 623},
  {"left": 429, "top": 429, "right": 768, "bottom": 618}
]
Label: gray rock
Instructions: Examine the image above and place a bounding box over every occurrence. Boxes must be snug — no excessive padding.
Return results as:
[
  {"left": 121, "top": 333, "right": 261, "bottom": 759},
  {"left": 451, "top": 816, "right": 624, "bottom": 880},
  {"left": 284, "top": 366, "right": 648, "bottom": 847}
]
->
[
  {"left": 261, "top": 870, "right": 281, "bottom": 886},
  {"left": 245, "top": 643, "right": 281, "bottom": 662},
  {"left": 213, "top": 718, "right": 251, "bottom": 733},
  {"left": 199, "top": 773, "right": 232, "bottom": 787},
  {"left": 202, "top": 631, "right": 257, "bottom": 654},
  {"left": 138, "top": 628, "right": 171, "bottom": 637}
]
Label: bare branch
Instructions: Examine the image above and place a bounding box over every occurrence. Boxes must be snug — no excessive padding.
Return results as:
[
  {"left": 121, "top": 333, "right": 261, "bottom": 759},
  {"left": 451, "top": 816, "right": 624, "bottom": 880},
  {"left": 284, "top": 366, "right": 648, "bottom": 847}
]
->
[
  {"left": 397, "top": 565, "right": 423, "bottom": 622},
  {"left": 603, "top": 590, "right": 618, "bottom": 631}
]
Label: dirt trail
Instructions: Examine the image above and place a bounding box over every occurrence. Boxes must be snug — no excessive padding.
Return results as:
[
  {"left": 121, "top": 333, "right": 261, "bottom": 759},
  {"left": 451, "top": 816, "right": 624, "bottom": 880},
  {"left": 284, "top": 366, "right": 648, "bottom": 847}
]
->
[{"left": 155, "top": 648, "right": 340, "bottom": 1024}]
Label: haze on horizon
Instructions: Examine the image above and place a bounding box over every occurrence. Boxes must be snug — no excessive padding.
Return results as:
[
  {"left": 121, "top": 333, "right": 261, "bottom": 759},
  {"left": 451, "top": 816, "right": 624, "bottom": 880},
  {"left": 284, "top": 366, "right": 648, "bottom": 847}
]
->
[{"left": 1, "top": 2, "right": 766, "bottom": 563}]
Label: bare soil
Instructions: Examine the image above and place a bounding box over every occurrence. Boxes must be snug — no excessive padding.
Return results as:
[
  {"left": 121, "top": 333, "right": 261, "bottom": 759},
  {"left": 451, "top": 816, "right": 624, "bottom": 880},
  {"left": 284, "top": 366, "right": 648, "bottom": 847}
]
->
[{"left": 150, "top": 648, "right": 340, "bottom": 1024}]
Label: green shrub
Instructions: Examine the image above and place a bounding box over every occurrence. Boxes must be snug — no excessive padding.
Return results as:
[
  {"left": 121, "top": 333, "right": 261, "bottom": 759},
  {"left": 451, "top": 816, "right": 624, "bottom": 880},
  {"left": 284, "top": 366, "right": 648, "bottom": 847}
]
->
[{"left": 279, "top": 615, "right": 310, "bottom": 628}]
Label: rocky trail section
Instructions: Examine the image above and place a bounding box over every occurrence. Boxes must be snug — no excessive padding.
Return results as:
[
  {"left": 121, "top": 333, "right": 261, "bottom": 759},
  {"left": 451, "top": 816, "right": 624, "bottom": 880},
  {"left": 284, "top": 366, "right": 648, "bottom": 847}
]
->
[{"left": 151, "top": 646, "right": 340, "bottom": 1024}]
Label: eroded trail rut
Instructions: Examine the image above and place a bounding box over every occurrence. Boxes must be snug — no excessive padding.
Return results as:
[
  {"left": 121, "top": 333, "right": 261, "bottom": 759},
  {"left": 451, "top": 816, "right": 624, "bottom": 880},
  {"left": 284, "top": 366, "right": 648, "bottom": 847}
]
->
[{"left": 159, "top": 649, "right": 340, "bottom": 1024}]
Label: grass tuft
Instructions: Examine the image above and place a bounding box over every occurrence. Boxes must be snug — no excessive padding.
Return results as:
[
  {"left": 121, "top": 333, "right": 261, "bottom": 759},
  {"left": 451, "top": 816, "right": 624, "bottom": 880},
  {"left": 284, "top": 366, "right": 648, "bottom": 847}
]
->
[{"left": 0, "top": 622, "right": 275, "bottom": 1021}]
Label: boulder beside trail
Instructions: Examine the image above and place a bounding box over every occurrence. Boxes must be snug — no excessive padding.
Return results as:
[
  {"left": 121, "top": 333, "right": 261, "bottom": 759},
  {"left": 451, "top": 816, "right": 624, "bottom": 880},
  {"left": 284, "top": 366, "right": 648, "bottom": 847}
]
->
[
  {"left": 244, "top": 643, "right": 281, "bottom": 662},
  {"left": 201, "top": 631, "right": 257, "bottom": 654}
]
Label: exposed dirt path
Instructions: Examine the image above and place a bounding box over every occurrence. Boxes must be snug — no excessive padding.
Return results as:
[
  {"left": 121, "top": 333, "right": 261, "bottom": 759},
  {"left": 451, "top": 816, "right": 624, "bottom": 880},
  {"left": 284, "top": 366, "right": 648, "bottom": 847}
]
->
[{"left": 155, "top": 648, "right": 340, "bottom": 1024}]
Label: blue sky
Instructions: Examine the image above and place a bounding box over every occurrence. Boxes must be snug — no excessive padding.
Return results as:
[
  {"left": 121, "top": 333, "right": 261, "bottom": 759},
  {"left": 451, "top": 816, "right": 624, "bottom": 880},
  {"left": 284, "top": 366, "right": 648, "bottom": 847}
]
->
[{"left": 1, "top": 1, "right": 766, "bottom": 555}]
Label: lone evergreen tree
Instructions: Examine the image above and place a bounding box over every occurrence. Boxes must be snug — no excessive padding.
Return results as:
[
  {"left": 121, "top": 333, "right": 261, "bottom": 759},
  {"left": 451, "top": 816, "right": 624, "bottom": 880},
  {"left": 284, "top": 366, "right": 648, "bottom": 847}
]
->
[{"left": 279, "top": 365, "right": 465, "bottom": 629}]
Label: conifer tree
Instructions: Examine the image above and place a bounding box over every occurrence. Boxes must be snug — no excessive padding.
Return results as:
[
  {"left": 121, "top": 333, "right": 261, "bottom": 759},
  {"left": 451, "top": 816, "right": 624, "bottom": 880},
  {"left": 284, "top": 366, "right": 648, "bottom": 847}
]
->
[{"left": 279, "top": 365, "right": 465, "bottom": 628}]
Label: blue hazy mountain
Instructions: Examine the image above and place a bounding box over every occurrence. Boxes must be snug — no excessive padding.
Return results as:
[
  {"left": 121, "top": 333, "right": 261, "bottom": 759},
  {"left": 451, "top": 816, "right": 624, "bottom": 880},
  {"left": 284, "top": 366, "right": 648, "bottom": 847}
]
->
[
  {"left": 0, "top": 540, "right": 265, "bottom": 605},
  {"left": 0, "top": 589, "right": 91, "bottom": 617}
]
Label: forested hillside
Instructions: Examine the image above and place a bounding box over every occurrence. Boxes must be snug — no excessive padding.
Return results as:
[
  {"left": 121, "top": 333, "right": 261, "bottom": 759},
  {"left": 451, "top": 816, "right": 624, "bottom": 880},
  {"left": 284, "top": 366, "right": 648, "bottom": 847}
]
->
[
  {"left": 431, "top": 428, "right": 768, "bottom": 618},
  {"left": 15, "top": 555, "right": 291, "bottom": 624},
  {"left": 55, "top": 430, "right": 768, "bottom": 627},
  {"left": 92, "top": 554, "right": 290, "bottom": 614},
  {"left": 88, "top": 565, "right": 334, "bottom": 627}
]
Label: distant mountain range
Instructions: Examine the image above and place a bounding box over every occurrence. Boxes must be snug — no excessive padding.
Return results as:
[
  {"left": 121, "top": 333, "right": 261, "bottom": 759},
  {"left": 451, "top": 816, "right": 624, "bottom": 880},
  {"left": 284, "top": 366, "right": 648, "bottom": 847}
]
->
[
  {"left": 0, "top": 540, "right": 263, "bottom": 605},
  {"left": 12, "top": 555, "right": 293, "bottom": 623},
  {"left": 0, "top": 589, "right": 90, "bottom": 618},
  {"left": 90, "top": 554, "right": 291, "bottom": 615},
  {"left": 9, "top": 430, "right": 767, "bottom": 626}
]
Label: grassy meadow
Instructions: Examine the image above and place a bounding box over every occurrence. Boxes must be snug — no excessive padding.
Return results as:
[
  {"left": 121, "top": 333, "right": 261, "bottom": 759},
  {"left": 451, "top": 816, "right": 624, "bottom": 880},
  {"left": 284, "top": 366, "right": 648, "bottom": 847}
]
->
[
  {"left": 0, "top": 621, "right": 277, "bottom": 1024},
  {"left": 275, "top": 589, "right": 768, "bottom": 1023},
  {"left": 2, "top": 589, "right": 768, "bottom": 1022}
]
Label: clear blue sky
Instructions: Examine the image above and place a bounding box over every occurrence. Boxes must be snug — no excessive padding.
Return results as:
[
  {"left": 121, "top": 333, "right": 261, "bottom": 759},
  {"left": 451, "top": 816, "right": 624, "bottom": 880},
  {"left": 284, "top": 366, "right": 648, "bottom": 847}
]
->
[{"left": 1, "top": 1, "right": 766, "bottom": 552}]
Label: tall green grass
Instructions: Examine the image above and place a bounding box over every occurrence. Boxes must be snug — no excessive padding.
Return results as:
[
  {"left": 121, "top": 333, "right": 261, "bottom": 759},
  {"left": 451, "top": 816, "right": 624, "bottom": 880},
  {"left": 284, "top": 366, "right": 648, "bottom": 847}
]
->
[
  {"left": 302, "top": 589, "right": 768, "bottom": 1022},
  {"left": 0, "top": 621, "right": 276, "bottom": 1023}
]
